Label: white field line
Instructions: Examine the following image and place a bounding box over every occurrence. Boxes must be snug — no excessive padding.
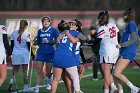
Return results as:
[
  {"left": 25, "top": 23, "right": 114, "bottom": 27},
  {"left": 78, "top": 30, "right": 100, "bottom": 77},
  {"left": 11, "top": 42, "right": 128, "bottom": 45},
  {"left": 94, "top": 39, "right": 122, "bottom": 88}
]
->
[{"left": 17, "top": 73, "right": 93, "bottom": 92}]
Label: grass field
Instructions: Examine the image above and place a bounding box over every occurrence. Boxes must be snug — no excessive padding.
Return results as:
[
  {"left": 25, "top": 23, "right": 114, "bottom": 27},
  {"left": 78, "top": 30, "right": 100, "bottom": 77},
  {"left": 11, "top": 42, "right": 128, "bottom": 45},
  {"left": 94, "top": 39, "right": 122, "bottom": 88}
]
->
[{"left": 0, "top": 66, "right": 140, "bottom": 93}]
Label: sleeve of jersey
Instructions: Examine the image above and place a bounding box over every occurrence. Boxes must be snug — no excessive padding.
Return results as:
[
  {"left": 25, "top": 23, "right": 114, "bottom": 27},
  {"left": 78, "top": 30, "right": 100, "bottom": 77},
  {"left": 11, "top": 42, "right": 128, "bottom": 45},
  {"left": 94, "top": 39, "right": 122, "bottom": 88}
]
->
[
  {"left": 115, "top": 24, "right": 119, "bottom": 33},
  {"left": 25, "top": 32, "right": 30, "bottom": 42},
  {"left": 75, "top": 31, "right": 80, "bottom": 37},
  {"left": 129, "top": 22, "right": 137, "bottom": 33},
  {"left": 1, "top": 25, "right": 7, "bottom": 34},
  {"left": 53, "top": 29, "right": 59, "bottom": 39},
  {"left": 11, "top": 32, "right": 14, "bottom": 40},
  {"left": 97, "top": 27, "right": 105, "bottom": 38}
]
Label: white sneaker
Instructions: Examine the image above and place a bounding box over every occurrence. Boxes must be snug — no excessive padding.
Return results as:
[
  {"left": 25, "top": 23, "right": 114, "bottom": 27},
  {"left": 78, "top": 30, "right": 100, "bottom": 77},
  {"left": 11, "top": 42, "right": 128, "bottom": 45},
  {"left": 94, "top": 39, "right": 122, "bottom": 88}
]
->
[
  {"left": 80, "top": 90, "right": 84, "bottom": 93},
  {"left": 46, "top": 84, "right": 51, "bottom": 90},
  {"left": 131, "top": 86, "right": 140, "bottom": 93},
  {"left": 23, "top": 84, "right": 30, "bottom": 92},
  {"left": 110, "top": 87, "right": 118, "bottom": 93},
  {"left": 33, "top": 87, "right": 39, "bottom": 93}
]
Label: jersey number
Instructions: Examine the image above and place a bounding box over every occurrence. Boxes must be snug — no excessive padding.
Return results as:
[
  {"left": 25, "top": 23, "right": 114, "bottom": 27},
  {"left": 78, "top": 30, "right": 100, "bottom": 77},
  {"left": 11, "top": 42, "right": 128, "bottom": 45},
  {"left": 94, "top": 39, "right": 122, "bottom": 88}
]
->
[
  {"left": 17, "top": 35, "right": 21, "bottom": 44},
  {"left": 109, "top": 26, "right": 116, "bottom": 38}
]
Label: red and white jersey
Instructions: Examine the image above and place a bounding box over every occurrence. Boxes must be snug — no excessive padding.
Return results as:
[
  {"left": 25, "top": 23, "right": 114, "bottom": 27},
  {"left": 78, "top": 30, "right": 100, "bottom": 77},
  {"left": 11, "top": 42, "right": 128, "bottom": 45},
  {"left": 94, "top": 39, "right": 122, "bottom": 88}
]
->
[
  {"left": 11, "top": 30, "right": 30, "bottom": 54},
  {"left": 0, "top": 25, "right": 7, "bottom": 52},
  {"left": 97, "top": 22, "right": 119, "bottom": 63}
]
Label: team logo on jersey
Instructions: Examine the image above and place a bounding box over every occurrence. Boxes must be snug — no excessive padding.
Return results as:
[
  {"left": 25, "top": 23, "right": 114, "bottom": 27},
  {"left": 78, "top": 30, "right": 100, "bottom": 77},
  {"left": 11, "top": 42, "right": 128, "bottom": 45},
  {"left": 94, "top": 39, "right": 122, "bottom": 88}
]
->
[{"left": 2, "top": 27, "right": 7, "bottom": 32}]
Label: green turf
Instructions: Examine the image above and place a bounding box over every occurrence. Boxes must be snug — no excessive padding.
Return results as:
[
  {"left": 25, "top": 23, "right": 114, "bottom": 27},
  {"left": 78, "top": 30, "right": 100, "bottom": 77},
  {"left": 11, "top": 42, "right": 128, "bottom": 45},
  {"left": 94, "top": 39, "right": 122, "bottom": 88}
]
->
[{"left": 0, "top": 67, "right": 140, "bottom": 93}]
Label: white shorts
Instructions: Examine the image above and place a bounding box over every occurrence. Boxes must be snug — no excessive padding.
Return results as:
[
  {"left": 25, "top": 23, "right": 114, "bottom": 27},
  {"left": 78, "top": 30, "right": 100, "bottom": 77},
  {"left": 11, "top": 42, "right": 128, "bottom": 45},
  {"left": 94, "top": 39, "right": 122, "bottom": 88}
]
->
[
  {"left": 100, "top": 50, "right": 119, "bottom": 64},
  {"left": 12, "top": 53, "right": 29, "bottom": 65},
  {"left": 0, "top": 52, "right": 6, "bottom": 64}
]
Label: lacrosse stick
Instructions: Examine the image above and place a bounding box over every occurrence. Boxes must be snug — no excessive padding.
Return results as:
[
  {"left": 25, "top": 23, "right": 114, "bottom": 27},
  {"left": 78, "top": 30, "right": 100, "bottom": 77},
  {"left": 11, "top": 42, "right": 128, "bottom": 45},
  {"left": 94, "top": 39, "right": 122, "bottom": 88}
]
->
[{"left": 28, "top": 27, "right": 38, "bottom": 88}]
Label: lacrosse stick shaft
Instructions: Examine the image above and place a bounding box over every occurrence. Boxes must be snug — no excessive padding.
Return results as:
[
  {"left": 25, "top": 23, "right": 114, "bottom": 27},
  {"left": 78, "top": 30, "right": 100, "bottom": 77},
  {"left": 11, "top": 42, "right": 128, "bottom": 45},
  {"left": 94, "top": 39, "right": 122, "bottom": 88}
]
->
[
  {"left": 29, "top": 59, "right": 34, "bottom": 88},
  {"left": 14, "top": 75, "right": 18, "bottom": 93},
  {"left": 134, "top": 60, "right": 140, "bottom": 67},
  {"left": 26, "top": 45, "right": 32, "bottom": 79}
]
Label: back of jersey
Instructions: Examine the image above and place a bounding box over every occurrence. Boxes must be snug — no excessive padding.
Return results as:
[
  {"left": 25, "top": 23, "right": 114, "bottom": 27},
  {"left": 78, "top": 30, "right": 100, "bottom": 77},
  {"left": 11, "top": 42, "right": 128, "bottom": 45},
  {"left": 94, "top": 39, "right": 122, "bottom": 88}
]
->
[
  {"left": 97, "top": 22, "right": 119, "bottom": 53},
  {"left": 11, "top": 30, "right": 30, "bottom": 54},
  {"left": 0, "top": 25, "right": 7, "bottom": 52}
]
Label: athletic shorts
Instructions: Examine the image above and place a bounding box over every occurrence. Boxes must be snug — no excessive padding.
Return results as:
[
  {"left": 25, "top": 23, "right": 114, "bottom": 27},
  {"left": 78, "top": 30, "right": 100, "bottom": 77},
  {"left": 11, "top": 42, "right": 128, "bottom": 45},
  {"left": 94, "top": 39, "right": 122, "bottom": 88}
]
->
[
  {"left": 100, "top": 50, "right": 119, "bottom": 64},
  {"left": 0, "top": 52, "right": 6, "bottom": 64},
  {"left": 120, "top": 51, "right": 136, "bottom": 62},
  {"left": 12, "top": 53, "right": 29, "bottom": 65},
  {"left": 36, "top": 54, "right": 54, "bottom": 63}
]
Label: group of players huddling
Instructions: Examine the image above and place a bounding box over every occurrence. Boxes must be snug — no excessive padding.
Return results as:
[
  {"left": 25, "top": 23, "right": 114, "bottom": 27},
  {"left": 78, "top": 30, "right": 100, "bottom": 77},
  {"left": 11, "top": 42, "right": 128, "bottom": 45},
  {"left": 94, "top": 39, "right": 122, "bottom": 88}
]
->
[{"left": 0, "top": 7, "right": 140, "bottom": 93}]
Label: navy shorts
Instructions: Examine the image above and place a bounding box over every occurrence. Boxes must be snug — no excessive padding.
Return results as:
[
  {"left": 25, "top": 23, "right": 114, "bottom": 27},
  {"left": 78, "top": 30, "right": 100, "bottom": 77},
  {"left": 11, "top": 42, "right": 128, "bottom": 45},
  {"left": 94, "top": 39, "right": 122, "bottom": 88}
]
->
[{"left": 36, "top": 54, "right": 54, "bottom": 63}]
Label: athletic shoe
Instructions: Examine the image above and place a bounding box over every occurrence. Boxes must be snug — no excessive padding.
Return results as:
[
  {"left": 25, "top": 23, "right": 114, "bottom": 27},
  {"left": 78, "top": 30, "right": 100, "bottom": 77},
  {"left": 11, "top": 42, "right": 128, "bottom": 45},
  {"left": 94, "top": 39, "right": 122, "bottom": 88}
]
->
[
  {"left": 110, "top": 89, "right": 118, "bottom": 93},
  {"left": 80, "top": 90, "right": 84, "bottom": 93},
  {"left": 92, "top": 78, "right": 98, "bottom": 81},
  {"left": 33, "top": 87, "right": 39, "bottom": 93},
  {"left": 23, "top": 84, "right": 30, "bottom": 92},
  {"left": 46, "top": 84, "right": 51, "bottom": 90},
  {"left": 131, "top": 86, "right": 140, "bottom": 93},
  {"left": 7, "top": 84, "right": 12, "bottom": 92},
  {"left": 110, "top": 86, "right": 118, "bottom": 93}
]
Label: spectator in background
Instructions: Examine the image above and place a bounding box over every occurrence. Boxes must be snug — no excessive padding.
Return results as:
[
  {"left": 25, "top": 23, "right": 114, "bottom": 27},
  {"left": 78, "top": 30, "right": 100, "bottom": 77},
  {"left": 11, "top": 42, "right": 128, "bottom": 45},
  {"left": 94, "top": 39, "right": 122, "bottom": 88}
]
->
[
  {"left": 0, "top": 25, "right": 11, "bottom": 87},
  {"left": 87, "top": 26, "right": 104, "bottom": 80},
  {"left": 114, "top": 7, "right": 140, "bottom": 93}
]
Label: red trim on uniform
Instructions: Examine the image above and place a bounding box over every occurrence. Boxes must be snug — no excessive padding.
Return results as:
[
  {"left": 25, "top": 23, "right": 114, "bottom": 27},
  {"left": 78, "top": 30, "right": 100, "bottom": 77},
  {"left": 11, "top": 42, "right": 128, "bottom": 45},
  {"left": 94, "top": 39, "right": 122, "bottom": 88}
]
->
[
  {"left": 2, "top": 27, "right": 7, "bottom": 32},
  {"left": 27, "top": 34, "right": 30, "bottom": 38},
  {"left": 97, "top": 31, "right": 105, "bottom": 37}
]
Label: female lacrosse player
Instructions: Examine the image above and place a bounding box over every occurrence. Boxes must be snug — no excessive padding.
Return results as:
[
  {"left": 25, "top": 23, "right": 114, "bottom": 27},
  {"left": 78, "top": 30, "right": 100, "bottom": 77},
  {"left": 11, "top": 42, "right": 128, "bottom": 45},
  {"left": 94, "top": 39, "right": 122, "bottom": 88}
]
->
[
  {"left": 51, "top": 20, "right": 86, "bottom": 93},
  {"left": 8, "top": 20, "right": 31, "bottom": 92},
  {"left": 0, "top": 25, "right": 11, "bottom": 87},
  {"left": 114, "top": 7, "right": 140, "bottom": 93},
  {"left": 61, "top": 19, "right": 86, "bottom": 93},
  {"left": 33, "top": 16, "right": 59, "bottom": 93},
  {"left": 97, "top": 11, "right": 119, "bottom": 93}
]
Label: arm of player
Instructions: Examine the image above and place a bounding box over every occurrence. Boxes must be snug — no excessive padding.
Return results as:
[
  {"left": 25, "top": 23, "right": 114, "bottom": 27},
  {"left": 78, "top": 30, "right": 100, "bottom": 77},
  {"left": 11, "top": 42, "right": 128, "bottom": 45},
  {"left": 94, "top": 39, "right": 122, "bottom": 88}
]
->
[
  {"left": 65, "top": 31, "right": 79, "bottom": 43},
  {"left": 121, "top": 32, "right": 137, "bottom": 47},
  {"left": 3, "top": 34, "right": 11, "bottom": 57},
  {"left": 65, "top": 31, "right": 86, "bottom": 43}
]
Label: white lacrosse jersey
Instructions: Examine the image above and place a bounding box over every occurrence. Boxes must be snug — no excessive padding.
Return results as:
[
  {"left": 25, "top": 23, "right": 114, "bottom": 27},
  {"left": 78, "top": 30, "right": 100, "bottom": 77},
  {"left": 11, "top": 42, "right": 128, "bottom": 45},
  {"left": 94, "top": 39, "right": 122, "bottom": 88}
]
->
[
  {"left": 11, "top": 30, "right": 30, "bottom": 55},
  {"left": 97, "top": 22, "right": 119, "bottom": 63},
  {"left": 0, "top": 25, "right": 7, "bottom": 52}
]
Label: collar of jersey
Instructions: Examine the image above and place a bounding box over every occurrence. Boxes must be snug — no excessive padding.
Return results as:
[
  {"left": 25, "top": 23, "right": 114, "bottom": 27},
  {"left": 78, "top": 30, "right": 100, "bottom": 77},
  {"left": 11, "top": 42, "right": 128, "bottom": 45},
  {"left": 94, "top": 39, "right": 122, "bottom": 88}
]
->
[{"left": 41, "top": 26, "right": 51, "bottom": 32}]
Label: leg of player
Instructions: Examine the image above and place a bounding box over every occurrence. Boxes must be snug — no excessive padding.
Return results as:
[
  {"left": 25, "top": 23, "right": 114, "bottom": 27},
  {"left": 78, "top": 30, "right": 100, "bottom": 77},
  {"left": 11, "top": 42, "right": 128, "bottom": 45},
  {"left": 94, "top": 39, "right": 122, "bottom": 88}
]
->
[
  {"left": 0, "top": 63, "right": 7, "bottom": 87},
  {"left": 78, "top": 65, "right": 85, "bottom": 80},
  {"left": 22, "top": 64, "right": 30, "bottom": 92},
  {"left": 45, "top": 62, "right": 52, "bottom": 90},
  {"left": 66, "top": 66, "right": 80, "bottom": 93},
  {"left": 51, "top": 67, "right": 63, "bottom": 93},
  {"left": 34, "top": 61, "right": 44, "bottom": 93},
  {"left": 62, "top": 70, "right": 73, "bottom": 93},
  {"left": 8, "top": 65, "right": 20, "bottom": 92},
  {"left": 114, "top": 58, "right": 140, "bottom": 93}
]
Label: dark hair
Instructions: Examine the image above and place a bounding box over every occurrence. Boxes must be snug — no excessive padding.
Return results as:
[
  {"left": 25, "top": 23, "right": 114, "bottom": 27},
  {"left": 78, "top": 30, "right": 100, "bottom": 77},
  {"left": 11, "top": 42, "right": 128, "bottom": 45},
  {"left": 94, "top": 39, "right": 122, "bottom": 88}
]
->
[
  {"left": 41, "top": 16, "right": 51, "bottom": 23},
  {"left": 98, "top": 10, "right": 109, "bottom": 26},
  {"left": 58, "top": 20, "right": 70, "bottom": 32},
  {"left": 90, "top": 26, "right": 96, "bottom": 30},
  {"left": 74, "top": 19, "right": 82, "bottom": 32},
  {"left": 19, "top": 20, "right": 28, "bottom": 35},
  {"left": 123, "top": 7, "right": 135, "bottom": 22}
]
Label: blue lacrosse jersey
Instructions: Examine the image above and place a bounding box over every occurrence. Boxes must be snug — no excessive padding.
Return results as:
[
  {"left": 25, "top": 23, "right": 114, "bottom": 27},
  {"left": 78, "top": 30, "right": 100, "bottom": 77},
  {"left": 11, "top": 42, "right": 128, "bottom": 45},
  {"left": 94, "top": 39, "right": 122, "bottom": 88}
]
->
[
  {"left": 72, "top": 41, "right": 81, "bottom": 67},
  {"left": 37, "top": 26, "right": 59, "bottom": 55},
  {"left": 53, "top": 30, "right": 80, "bottom": 68},
  {"left": 120, "top": 21, "right": 138, "bottom": 61}
]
